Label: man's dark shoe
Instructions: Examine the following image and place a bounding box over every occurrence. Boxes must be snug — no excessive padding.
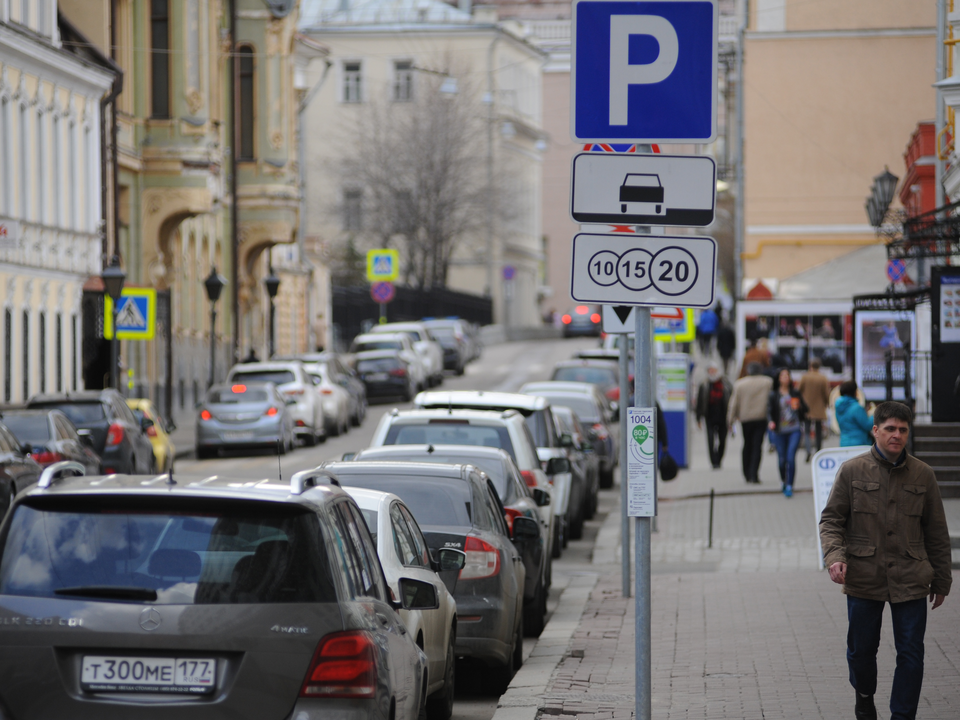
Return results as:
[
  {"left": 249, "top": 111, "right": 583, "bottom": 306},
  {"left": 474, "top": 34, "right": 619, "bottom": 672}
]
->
[{"left": 854, "top": 692, "right": 877, "bottom": 720}]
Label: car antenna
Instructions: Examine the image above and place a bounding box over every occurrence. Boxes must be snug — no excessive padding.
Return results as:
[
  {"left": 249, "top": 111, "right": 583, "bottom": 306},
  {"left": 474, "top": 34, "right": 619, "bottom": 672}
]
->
[
  {"left": 166, "top": 465, "right": 176, "bottom": 485},
  {"left": 276, "top": 438, "right": 283, "bottom": 483},
  {"left": 427, "top": 444, "right": 434, "bottom": 454}
]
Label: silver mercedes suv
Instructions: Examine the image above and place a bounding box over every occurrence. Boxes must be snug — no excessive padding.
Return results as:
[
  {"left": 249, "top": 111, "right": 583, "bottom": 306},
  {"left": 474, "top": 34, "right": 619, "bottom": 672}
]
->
[{"left": 0, "top": 462, "right": 442, "bottom": 720}]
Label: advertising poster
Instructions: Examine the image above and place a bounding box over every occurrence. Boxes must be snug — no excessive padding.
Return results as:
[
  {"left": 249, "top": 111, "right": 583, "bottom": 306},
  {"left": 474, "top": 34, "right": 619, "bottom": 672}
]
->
[
  {"left": 940, "top": 275, "right": 960, "bottom": 343},
  {"left": 811, "top": 446, "right": 871, "bottom": 569},
  {"left": 626, "top": 407, "right": 657, "bottom": 517},
  {"left": 744, "top": 312, "right": 849, "bottom": 378},
  {"left": 854, "top": 310, "right": 916, "bottom": 401}
]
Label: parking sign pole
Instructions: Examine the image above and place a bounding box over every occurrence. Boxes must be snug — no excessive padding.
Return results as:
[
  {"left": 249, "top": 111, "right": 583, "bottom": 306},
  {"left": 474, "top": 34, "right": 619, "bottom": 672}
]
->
[
  {"left": 619, "top": 330, "right": 630, "bottom": 597},
  {"left": 634, "top": 306, "right": 653, "bottom": 720}
]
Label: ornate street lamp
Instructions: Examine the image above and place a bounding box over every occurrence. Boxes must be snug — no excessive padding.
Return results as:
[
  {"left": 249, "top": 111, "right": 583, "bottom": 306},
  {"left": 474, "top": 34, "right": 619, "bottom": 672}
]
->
[
  {"left": 203, "top": 268, "right": 227, "bottom": 388},
  {"left": 866, "top": 167, "right": 900, "bottom": 228},
  {"left": 102, "top": 256, "right": 126, "bottom": 390},
  {"left": 263, "top": 267, "right": 281, "bottom": 358}
]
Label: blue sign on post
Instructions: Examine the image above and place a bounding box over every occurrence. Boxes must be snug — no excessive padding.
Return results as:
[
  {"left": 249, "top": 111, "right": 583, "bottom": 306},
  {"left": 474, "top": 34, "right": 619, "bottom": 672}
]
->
[{"left": 571, "top": 0, "right": 718, "bottom": 143}]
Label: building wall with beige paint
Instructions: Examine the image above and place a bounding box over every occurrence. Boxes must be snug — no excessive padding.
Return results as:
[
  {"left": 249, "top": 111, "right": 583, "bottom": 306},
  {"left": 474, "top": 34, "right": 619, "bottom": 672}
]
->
[{"left": 744, "top": 0, "right": 936, "bottom": 289}]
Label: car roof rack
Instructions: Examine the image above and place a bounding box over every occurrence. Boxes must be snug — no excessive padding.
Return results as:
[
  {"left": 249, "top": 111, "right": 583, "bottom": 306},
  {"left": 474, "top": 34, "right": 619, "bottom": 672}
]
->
[
  {"left": 290, "top": 468, "right": 340, "bottom": 496},
  {"left": 37, "top": 461, "right": 86, "bottom": 489}
]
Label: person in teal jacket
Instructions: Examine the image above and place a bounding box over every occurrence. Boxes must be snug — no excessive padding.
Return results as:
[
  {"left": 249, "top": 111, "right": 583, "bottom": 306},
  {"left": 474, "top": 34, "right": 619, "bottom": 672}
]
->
[{"left": 835, "top": 380, "right": 873, "bottom": 446}]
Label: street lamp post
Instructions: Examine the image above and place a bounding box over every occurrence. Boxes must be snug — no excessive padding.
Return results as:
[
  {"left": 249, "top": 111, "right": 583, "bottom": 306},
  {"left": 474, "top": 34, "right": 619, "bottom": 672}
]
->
[
  {"left": 263, "top": 267, "right": 281, "bottom": 358},
  {"left": 102, "top": 256, "right": 126, "bottom": 391},
  {"left": 204, "top": 268, "right": 227, "bottom": 389}
]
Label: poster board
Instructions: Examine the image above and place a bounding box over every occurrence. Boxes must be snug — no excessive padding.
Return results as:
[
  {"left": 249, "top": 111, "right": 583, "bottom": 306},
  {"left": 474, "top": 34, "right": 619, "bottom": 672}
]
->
[
  {"left": 853, "top": 309, "right": 916, "bottom": 401},
  {"left": 811, "top": 445, "right": 871, "bottom": 570}
]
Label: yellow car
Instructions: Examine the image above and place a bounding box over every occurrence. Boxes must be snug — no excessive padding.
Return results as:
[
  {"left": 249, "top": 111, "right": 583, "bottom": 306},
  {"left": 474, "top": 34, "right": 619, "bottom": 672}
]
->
[{"left": 126, "top": 398, "right": 177, "bottom": 472}]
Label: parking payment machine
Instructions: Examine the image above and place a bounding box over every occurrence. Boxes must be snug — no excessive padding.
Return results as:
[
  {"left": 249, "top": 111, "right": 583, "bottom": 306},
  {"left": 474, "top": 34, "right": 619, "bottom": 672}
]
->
[{"left": 657, "top": 353, "right": 690, "bottom": 468}]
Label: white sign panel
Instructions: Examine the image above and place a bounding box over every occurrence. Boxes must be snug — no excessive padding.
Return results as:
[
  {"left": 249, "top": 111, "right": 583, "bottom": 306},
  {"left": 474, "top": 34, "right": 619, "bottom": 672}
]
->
[
  {"left": 811, "top": 446, "right": 871, "bottom": 570},
  {"left": 571, "top": 153, "right": 716, "bottom": 226},
  {"left": 0, "top": 219, "right": 21, "bottom": 249},
  {"left": 940, "top": 275, "right": 960, "bottom": 343},
  {"left": 571, "top": 233, "right": 717, "bottom": 307},
  {"left": 627, "top": 407, "right": 657, "bottom": 517}
]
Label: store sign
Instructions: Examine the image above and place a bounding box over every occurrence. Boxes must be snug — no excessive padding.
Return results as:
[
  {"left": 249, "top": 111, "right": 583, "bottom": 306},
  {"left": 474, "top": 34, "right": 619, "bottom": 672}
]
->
[{"left": 0, "top": 219, "right": 21, "bottom": 248}]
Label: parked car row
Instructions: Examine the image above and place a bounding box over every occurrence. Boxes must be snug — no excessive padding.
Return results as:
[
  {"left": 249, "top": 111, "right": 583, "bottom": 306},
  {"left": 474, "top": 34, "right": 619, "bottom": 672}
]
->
[{"left": 195, "top": 353, "right": 370, "bottom": 459}]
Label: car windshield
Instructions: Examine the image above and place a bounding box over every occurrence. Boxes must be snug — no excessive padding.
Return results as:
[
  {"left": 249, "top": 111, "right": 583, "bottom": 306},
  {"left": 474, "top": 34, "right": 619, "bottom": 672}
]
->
[
  {"left": 30, "top": 402, "right": 105, "bottom": 424},
  {"left": 384, "top": 423, "right": 515, "bottom": 459},
  {"left": 0, "top": 497, "right": 336, "bottom": 605},
  {"left": 353, "top": 340, "right": 402, "bottom": 352},
  {"left": 3, "top": 416, "right": 51, "bottom": 443},
  {"left": 334, "top": 476, "right": 470, "bottom": 527},
  {"left": 230, "top": 370, "right": 296, "bottom": 386},
  {"left": 552, "top": 367, "right": 616, "bottom": 388},
  {"left": 208, "top": 387, "right": 270, "bottom": 403},
  {"left": 537, "top": 396, "right": 600, "bottom": 423}
]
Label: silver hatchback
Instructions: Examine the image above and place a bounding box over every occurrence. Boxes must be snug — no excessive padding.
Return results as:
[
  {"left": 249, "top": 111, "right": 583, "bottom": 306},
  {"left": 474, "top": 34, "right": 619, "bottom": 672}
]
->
[
  {"left": 195, "top": 382, "right": 296, "bottom": 459},
  {"left": 0, "top": 463, "right": 438, "bottom": 719}
]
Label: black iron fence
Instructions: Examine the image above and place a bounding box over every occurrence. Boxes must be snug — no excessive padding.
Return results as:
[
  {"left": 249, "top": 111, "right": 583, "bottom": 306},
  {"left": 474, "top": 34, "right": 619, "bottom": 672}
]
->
[
  {"left": 331, "top": 285, "right": 493, "bottom": 349},
  {"left": 873, "top": 348, "right": 933, "bottom": 420}
]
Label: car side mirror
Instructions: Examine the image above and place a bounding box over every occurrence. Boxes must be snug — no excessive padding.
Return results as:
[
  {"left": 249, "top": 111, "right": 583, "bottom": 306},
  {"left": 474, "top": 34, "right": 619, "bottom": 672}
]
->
[
  {"left": 341, "top": 452, "right": 357, "bottom": 461},
  {"left": 511, "top": 516, "right": 540, "bottom": 541},
  {"left": 396, "top": 577, "right": 439, "bottom": 611},
  {"left": 78, "top": 434, "right": 94, "bottom": 449},
  {"left": 285, "top": 397, "right": 298, "bottom": 406},
  {"left": 166, "top": 420, "right": 177, "bottom": 432},
  {"left": 610, "top": 402, "right": 619, "bottom": 420},
  {"left": 140, "top": 417, "right": 155, "bottom": 432},
  {"left": 558, "top": 433, "right": 574, "bottom": 448},
  {"left": 20, "top": 443, "right": 31, "bottom": 456},
  {"left": 545, "top": 456, "right": 571, "bottom": 475},
  {"left": 437, "top": 548, "right": 466, "bottom": 572},
  {"left": 532, "top": 488, "right": 552, "bottom": 508}
]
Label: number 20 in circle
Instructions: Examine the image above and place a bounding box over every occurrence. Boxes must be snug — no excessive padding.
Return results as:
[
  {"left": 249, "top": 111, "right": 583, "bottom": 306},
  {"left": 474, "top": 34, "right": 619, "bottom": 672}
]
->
[
  {"left": 651, "top": 246, "right": 698, "bottom": 296},
  {"left": 587, "top": 250, "right": 620, "bottom": 287}
]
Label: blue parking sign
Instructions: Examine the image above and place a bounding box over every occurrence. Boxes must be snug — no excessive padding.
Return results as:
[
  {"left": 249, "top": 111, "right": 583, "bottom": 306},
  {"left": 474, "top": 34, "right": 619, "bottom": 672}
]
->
[{"left": 571, "top": 0, "right": 717, "bottom": 143}]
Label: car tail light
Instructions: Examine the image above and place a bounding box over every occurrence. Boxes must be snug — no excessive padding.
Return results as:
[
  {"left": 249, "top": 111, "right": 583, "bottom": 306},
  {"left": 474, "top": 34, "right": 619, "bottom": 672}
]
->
[
  {"left": 286, "top": 387, "right": 305, "bottom": 396},
  {"left": 460, "top": 536, "right": 500, "bottom": 580},
  {"left": 388, "top": 367, "right": 407, "bottom": 378},
  {"left": 31, "top": 450, "right": 63, "bottom": 465},
  {"left": 606, "top": 387, "right": 620, "bottom": 401},
  {"left": 300, "top": 630, "right": 376, "bottom": 698},
  {"left": 106, "top": 423, "right": 124, "bottom": 446},
  {"left": 561, "top": 314, "right": 572, "bottom": 324},
  {"left": 231, "top": 384, "right": 247, "bottom": 393},
  {"left": 591, "top": 313, "right": 601, "bottom": 323},
  {"left": 200, "top": 410, "right": 212, "bottom": 421},
  {"left": 503, "top": 507, "right": 522, "bottom": 535},
  {"left": 320, "top": 388, "right": 333, "bottom": 395},
  {"left": 296, "top": 420, "right": 306, "bottom": 427},
  {"left": 520, "top": 470, "right": 537, "bottom": 488},
  {"left": 575, "top": 305, "right": 589, "bottom": 315},
  {"left": 265, "top": 406, "right": 279, "bottom": 417},
  {"left": 146, "top": 425, "right": 158, "bottom": 437},
  {"left": 592, "top": 423, "right": 609, "bottom": 441}
]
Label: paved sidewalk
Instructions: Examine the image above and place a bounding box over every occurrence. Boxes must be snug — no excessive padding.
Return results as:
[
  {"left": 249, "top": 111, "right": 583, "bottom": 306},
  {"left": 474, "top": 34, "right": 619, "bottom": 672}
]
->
[{"left": 495, "top": 413, "right": 960, "bottom": 720}]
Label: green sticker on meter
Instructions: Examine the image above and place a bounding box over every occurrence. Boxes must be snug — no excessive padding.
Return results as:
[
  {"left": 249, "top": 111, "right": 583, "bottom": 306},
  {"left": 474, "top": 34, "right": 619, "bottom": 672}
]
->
[{"left": 632, "top": 425, "right": 649, "bottom": 445}]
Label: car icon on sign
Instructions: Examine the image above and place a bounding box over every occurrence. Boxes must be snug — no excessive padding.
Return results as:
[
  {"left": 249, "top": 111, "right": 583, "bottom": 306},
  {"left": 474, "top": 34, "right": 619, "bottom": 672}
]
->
[{"left": 619, "top": 174, "right": 665, "bottom": 215}]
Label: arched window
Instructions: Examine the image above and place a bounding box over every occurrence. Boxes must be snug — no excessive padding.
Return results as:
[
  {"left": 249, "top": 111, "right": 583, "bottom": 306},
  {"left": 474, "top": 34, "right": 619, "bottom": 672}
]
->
[
  {"left": 238, "top": 46, "right": 255, "bottom": 160},
  {"left": 151, "top": 0, "right": 171, "bottom": 118}
]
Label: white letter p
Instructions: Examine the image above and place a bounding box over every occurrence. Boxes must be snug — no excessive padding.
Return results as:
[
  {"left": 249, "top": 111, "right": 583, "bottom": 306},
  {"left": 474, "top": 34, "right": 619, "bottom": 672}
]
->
[{"left": 609, "top": 15, "right": 679, "bottom": 126}]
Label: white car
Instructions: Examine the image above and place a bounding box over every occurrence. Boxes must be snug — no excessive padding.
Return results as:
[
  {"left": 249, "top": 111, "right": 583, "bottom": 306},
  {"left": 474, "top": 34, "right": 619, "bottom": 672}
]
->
[
  {"left": 344, "top": 487, "right": 463, "bottom": 720},
  {"left": 302, "top": 361, "right": 352, "bottom": 437},
  {"left": 371, "top": 322, "right": 445, "bottom": 387},
  {"left": 225, "top": 361, "right": 325, "bottom": 445},
  {"left": 350, "top": 332, "right": 428, "bottom": 392}
]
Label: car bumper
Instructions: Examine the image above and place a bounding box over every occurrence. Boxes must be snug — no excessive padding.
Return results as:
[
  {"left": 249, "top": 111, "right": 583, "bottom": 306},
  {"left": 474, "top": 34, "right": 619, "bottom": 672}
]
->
[
  {"left": 98, "top": 445, "right": 136, "bottom": 474},
  {"left": 197, "top": 417, "right": 286, "bottom": 447},
  {"left": 363, "top": 379, "right": 409, "bottom": 397}
]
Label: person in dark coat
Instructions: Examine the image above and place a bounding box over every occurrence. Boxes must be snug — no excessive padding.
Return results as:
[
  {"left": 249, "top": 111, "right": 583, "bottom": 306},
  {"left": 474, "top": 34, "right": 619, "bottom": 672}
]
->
[
  {"left": 716, "top": 322, "right": 736, "bottom": 377},
  {"left": 696, "top": 362, "right": 732, "bottom": 468},
  {"left": 767, "top": 368, "right": 808, "bottom": 497}
]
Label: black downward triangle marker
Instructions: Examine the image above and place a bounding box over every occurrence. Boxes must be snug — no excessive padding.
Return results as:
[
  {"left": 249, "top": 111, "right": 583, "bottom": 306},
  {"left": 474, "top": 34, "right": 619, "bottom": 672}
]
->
[{"left": 613, "top": 306, "right": 633, "bottom": 324}]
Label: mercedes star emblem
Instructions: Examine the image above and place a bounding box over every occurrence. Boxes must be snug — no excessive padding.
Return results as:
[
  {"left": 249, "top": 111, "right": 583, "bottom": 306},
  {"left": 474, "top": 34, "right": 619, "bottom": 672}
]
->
[{"left": 139, "top": 608, "right": 162, "bottom": 632}]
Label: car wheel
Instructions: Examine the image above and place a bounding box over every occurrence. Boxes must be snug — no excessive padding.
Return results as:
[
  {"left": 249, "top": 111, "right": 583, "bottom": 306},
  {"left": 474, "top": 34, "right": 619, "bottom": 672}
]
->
[
  {"left": 570, "top": 503, "right": 585, "bottom": 541},
  {"left": 329, "top": 420, "right": 341, "bottom": 437},
  {"left": 427, "top": 631, "right": 456, "bottom": 720},
  {"left": 599, "top": 465, "right": 614, "bottom": 489},
  {"left": 523, "top": 580, "right": 546, "bottom": 638}
]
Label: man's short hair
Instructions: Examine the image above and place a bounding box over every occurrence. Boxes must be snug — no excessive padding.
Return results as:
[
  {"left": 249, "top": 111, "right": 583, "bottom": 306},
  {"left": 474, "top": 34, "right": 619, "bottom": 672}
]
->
[
  {"left": 747, "top": 362, "right": 762, "bottom": 376},
  {"left": 839, "top": 380, "right": 858, "bottom": 398},
  {"left": 810, "top": 358, "right": 821, "bottom": 370},
  {"left": 873, "top": 401, "right": 913, "bottom": 427}
]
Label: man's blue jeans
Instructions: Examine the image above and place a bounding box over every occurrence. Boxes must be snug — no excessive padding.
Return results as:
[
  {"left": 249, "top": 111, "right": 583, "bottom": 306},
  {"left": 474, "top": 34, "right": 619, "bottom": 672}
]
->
[{"left": 847, "top": 596, "right": 927, "bottom": 720}]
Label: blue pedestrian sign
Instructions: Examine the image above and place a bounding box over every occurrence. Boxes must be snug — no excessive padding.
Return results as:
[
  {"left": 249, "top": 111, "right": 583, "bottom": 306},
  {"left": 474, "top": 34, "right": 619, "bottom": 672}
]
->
[
  {"left": 104, "top": 288, "right": 157, "bottom": 341},
  {"left": 571, "top": 0, "right": 718, "bottom": 144}
]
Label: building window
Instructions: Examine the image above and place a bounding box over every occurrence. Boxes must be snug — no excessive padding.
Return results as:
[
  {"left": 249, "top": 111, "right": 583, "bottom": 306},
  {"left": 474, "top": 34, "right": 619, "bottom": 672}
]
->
[
  {"left": 22, "top": 311, "right": 29, "bottom": 401},
  {"left": 238, "top": 46, "right": 255, "bottom": 160},
  {"left": 69, "top": 121, "right": 78, "bottom": 228},
  {"left": 71, "top": 315, "right": 78, "bottom": 391},
  {"left": 343, "top": 62, "right": 362, "bottom": 103},
  {"left": 56, "top": 313, "right": 62, "bottom": 392},
  {"left": 35, "top": 112, "right": 44, "bottom": 223},
  {"left": 343, "top": 189, "right": 362, "bottom": 231},
  {"left": 393, "top": 61, "right": 414, "bottom": 102},
  {"left": 3, "top": 310, "right": 10, "bottom": 403},
  {"left": 19, "top": 104, "right": 27, "bottom": 220},
  {"left": 151, "top": 0, "right": 171, "bottom": 119},
  {"left": 38, "top": 312, "right": 46, "bottom": 394},
  {"left": 52, "top": 116, "right": 61, "bottom": 227}
]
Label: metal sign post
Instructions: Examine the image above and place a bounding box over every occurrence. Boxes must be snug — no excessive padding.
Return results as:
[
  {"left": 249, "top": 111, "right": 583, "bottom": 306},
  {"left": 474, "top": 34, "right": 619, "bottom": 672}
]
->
[
  {"left": 619, "top": 327, "right": 631, "bottom": 597},
  {"left": 634, "top": 306, "right": 654, "bottom": 720}
]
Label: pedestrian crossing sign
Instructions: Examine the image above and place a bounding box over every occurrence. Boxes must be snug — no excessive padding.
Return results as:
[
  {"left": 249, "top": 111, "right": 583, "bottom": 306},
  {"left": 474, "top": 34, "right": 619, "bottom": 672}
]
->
[
  {"left": 366, "top": 249, "right": 400, "bottom": 282},
  {"left": 104, "top": 288, "right": 157, "bottom": 340}
]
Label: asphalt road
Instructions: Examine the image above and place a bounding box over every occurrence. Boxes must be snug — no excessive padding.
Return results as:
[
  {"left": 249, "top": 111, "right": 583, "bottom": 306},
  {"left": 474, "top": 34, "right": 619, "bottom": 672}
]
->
[{"left": 177, "top": 334, "right": 605, "bottom": 718}]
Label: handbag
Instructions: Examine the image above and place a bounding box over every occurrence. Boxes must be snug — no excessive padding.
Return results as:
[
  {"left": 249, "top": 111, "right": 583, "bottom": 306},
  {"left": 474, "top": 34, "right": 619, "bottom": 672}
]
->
[{"left": 659, "top": 451, "right": 678, "bottom": 481}]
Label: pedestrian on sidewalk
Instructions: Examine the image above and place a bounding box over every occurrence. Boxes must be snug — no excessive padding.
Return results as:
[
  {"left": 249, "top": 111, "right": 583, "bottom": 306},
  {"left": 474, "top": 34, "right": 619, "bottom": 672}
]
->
[
  {"left": 819, "top": 401, "right": 952, "bottom": 720},
  {"left": 767, "top": 368, "right": 807, "bottom": 497},
  {"left": 799, "top": 357, "right": 831, "bottom": 462},
  {"left": 697, "top": 306, "right": 719, "bottom": 356},
  {"left": 716, "top": 319, "right": 736, "bottom": 377},
  {"left": 738, "top": 338, "right": 770, "bottom": 378},
  {"left": 727, "top": 362, "right": 772, "bottom": 483},
  {"left": 696, "top": 362, "right": 731, "bottom": 469},
  {"left": 836, "top": 380, "right": 874, "bottom": 447}
]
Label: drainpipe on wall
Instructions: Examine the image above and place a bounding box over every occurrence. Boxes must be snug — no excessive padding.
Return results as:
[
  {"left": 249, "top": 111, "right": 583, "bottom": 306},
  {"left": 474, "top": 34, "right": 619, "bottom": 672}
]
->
[
  {"left": 933, "top": 0, "right": 946, "bottom": 288},
  {"left": 734, "top": 0, "right": 746, "bottom": 302},
  {"left": 99, "top": 78, "right": 122, "bottom": 264},
  {"left": 231, "top": 0, "right": 240, "bottom": 364},
  {"left": 485, "top": 33, "right": 499, "bottom": 307}
]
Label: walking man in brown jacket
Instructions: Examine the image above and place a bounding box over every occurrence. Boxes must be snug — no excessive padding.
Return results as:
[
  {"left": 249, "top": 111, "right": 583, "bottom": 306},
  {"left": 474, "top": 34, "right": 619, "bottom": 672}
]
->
[
  {"left": 799, "top": 357, "right": 831, "bottom": 462},
  {"left": 819, "top": 402, "right": 952, "bottom": 720}
]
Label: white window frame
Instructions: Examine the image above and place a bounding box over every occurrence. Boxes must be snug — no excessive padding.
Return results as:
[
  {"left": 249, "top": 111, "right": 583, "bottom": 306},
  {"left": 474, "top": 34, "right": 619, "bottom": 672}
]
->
[
  {"left": 393, "top": 60, "right": 414, "bottom": 102},
  {"left": 341, "top": 61, "right": 363, "bottom": 103}
]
